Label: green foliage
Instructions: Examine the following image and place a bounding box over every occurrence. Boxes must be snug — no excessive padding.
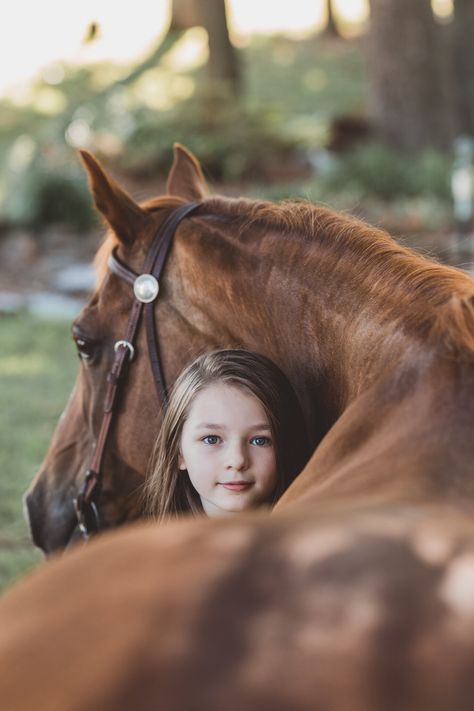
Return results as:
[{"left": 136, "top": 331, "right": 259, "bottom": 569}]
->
[
  {"left": 0, "top": 33, "right": 454, "bottom": 232},
  {"left": 0, "top": 314, "right": 78, "bottom": 590},
  {"left": 245, "top": 35, "right": 367, "bottom": 127},
  {"left": 319, "top": 143, "right": 451, "bottom": 201},
  {"left": 4, "top": 154, "right": 97, "bottom": 232},
  {"left": 121, "top": 89, "right": 300, "bottom": 181}
]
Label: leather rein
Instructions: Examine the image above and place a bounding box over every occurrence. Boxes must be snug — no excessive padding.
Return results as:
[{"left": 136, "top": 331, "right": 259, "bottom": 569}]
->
[{"left": 73, "top": 202, "right": 201, "bottom": 540}]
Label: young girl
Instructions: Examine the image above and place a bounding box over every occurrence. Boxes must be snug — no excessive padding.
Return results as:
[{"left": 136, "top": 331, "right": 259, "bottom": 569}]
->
[{"left": 144, "top": 349, "right": 310, "bottom": 521}]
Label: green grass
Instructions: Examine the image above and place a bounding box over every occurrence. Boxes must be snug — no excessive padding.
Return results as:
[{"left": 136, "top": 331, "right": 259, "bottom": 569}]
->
[{"left": 0, "top": 313, "right": 78, "bottom": 591}]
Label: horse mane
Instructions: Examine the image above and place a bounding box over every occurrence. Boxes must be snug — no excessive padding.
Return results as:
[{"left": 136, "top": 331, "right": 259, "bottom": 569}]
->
[
  {"left": 93, "top": 192, "right": 474, "bottom": 361},
  {"left": 203, "top": 196, "right": 474, "bottom": 362}
]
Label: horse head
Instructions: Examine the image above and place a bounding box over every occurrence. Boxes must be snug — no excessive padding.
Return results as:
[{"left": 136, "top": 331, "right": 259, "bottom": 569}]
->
[
  {"left": 24, "top": 145, "right": 214, "bottom": 553},
  {"left": 25, "top": 144, "right": 334, "bottom": 554}
]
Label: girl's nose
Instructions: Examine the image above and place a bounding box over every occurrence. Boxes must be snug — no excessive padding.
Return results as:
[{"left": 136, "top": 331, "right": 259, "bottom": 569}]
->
[{"left": 225, "top": 441, "right": 248, "bottom": 471}]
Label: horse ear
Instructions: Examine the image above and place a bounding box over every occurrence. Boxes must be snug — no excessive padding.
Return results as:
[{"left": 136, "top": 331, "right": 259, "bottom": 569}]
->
[
  {"left": 79, "top": 150, "right": 147, "bottom": 245},
  {"left": 166, "top": 143, "right": 209, "bottom": 200}
]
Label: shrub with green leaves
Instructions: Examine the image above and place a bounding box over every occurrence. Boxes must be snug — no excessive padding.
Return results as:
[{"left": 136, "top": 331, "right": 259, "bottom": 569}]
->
[
  {"left": 121, "top": 89, "right": 303, "bottom": 182},
  {"left": 319, "top": 143, "right": 451, "bottom": 202},
  {"left": 3, "top": 153, "right": 96, "bottom": 232}
]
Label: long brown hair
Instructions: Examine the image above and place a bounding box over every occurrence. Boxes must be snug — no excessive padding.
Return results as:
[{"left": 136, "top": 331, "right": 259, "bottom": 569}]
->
[{"left": 143, "top": 349, "right": 310, "bottom": 521}]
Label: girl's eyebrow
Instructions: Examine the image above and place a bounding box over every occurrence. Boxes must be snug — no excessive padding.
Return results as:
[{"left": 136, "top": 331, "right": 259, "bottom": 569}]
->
[
  {"left": 194, "top": 423, "right": 271, "bottom": 431},
  {"left": 195, "top": 423, "right": 225, "bottom": 430}
]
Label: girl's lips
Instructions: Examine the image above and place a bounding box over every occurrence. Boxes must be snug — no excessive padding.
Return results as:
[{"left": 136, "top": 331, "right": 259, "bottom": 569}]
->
[{"left": 219, "top": 482, "right": 252, "bottom": 492}]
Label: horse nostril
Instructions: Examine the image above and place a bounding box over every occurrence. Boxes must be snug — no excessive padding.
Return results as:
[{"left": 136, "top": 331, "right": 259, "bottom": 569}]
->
[{"left": 23, "top": 482, "right": 82, "bottom": 555}]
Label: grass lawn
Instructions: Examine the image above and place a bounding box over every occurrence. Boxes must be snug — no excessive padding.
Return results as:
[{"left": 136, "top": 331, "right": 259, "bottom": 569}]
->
[{"left": 0, "top": 313, "right": 78, "bottom": 591}]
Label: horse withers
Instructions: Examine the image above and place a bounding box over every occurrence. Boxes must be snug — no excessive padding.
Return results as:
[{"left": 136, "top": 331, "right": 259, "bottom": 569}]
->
[{"left": 24, "top": 144, "right": 474, "bottom": 553}]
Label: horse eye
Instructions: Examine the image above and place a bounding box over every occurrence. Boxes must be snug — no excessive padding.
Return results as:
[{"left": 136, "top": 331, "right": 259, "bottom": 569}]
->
[{"left": 74, "top": 337, "right": 95, "bottom": 362}]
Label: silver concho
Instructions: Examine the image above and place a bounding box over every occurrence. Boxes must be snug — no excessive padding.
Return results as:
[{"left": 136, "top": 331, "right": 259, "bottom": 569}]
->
[{"left": 133, "top": 274, "right": 159, "bottom": 303}]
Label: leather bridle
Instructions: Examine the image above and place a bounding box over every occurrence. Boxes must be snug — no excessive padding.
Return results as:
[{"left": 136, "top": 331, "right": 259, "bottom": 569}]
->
[{"left": 73, "top": 202, "right": 201, "bottom": 540}]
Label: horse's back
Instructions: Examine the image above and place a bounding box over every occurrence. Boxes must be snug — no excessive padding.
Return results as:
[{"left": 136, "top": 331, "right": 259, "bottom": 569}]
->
[{"left": 1, "top": 506, "right": 474, "bottom": 711}]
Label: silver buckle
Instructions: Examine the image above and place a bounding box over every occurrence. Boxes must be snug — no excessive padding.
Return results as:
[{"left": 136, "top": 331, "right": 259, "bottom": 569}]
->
[{"left": 114, "top": 340, "right": 135, "bottom": 360}]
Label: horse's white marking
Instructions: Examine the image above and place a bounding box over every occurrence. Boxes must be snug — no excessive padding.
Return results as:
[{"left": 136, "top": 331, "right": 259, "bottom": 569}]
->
[
  {"left": 439, "top": 553, "right": 474, "bottom": 615},
  {"left": 412, "top": 528, "right": 454, "bottom": 566},
  {"left": 286, "top": 527, "right": 352, "bottom": 568}
]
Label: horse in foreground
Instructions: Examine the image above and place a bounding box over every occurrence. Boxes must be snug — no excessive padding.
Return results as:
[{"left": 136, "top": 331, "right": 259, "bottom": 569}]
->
[
  {"left": 1, "top": 504, "right": 474, "bottom": 710},
  {"left": 24, "top": 145, "right": 474, "bottom": 552}
]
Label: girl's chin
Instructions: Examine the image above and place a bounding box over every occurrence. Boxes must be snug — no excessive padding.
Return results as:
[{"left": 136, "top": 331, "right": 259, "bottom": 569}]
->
[
  {"left": 202, "top": 495, "right": 260, "bottom": 516},
  {"left": 200, "top": 488, "right": 272, "bottom": 516}
]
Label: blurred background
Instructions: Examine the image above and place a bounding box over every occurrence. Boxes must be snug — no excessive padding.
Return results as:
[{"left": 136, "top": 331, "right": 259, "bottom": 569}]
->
[{"left": 1, "top": 0, "right": 473, "bottom": 590}]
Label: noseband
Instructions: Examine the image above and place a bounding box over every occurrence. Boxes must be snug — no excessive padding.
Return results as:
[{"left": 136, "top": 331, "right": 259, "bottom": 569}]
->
[{"left": 73, "top": 202, "right": 201, "bottom": 540}]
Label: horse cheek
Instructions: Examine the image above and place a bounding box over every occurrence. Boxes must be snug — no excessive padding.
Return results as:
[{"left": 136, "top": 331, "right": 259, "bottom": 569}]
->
[{"left": 111, "top": 371, "right": 162, "bottom": 479}]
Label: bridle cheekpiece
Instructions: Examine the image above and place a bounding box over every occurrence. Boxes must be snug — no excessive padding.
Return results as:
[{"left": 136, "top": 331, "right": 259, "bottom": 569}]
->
[{"left": 73, "top": 202, "right": 201, "bottom": 540}]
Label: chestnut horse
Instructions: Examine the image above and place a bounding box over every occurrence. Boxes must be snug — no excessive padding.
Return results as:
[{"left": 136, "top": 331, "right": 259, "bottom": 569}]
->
[
  {"left": 5, "top": 145, "right": 474, "bottom": 710},
  {"left": 24, "top": 145, "right": 474, "bottom": 554},
  {"left": 2, "top": 504, "right": 474, "bottom": 710}
]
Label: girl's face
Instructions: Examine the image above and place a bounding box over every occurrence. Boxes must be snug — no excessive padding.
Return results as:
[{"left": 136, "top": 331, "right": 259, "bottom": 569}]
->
[{"left": 178, "top": 383, "right": 278, "bottom": 516}]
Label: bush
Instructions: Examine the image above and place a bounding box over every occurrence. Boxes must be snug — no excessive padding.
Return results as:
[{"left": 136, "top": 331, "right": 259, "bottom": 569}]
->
[
  {"left": 319, "top": 143, "right": 452, "bottom": 202},
  {"left": 2, "top": 153, "right": 96, "bottom": 232},
  {"left": 121, "top": 88, "right": 303, "bottom": 182}
]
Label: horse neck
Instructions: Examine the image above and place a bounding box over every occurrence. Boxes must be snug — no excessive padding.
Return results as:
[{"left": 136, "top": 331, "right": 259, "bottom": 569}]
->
[
  {"left": 173, "top": 199, "right": 474, "bottom": 439},
  {"left": 278, "top": 356, "right": 474, "bottom": 511}
]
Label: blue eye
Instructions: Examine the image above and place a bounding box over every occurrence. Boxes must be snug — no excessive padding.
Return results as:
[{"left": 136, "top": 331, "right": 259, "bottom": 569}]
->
[
  {"left": 202, "top": 435, "right": 220, "bottom": 445},
  {"left": 251, "top": 436, "right": 271, "bottom": 447}
]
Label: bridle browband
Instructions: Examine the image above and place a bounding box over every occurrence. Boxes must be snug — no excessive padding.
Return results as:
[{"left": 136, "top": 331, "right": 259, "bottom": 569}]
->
[{"left": 73, "top": 202, "right": 201, "bottom": 540}]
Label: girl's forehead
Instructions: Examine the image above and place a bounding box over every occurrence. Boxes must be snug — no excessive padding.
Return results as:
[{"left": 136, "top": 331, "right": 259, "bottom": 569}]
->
[{"left": 186, "top": 382, "right": 269, "bottom": 424}]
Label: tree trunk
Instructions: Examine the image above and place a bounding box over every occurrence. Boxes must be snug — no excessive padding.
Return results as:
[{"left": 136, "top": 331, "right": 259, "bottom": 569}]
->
[
  {"left": 170, "top": 0, "right": 202, "bottom": 30},
  {"left": 324, "top": 0, "right": 341, "bottom": 38},
  {"left": 452, "top": 0, "right": 474, "bottom": 136},
  {"left": 199, "top": 0, "right": 240, "bottom": 97},
  {"left": 170, "top": 0, "right": 240, "bottom": 97},
  {"left": 366, "top": 0, "right": 453, "bottom": 151}
]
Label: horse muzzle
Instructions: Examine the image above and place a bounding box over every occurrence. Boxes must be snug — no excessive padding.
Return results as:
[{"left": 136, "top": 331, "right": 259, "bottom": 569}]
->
[{"left": 23, "top": 480, "right": 78, "bottom": 556}]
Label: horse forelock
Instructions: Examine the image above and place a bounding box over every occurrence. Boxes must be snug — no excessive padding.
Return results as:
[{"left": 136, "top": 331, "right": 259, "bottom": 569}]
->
[
  {"left": 92, "top": 195, "right": 188, "bottom": 287},
  {"left": 94, "top": 232, "right": 118, "bottom": 286}
]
